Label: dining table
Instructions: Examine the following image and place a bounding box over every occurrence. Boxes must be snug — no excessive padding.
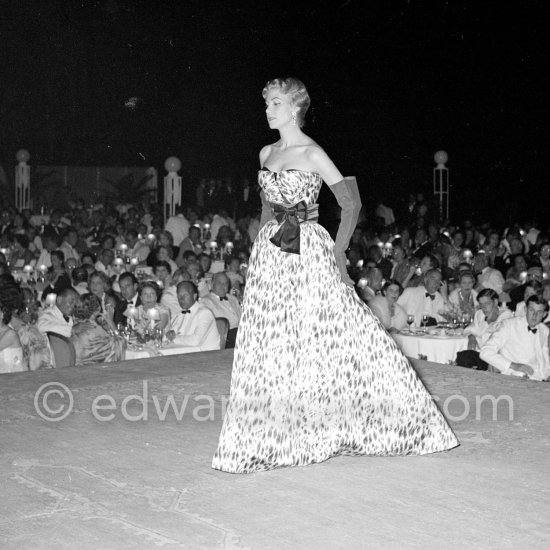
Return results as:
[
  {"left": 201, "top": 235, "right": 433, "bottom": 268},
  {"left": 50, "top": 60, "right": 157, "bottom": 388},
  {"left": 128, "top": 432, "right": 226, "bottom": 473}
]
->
[
  {"left": 392, "top": 327, "right": 469, "bottom": 364},
  {"left": 124, "top": 342, "right": 201, "bottom": 360}
]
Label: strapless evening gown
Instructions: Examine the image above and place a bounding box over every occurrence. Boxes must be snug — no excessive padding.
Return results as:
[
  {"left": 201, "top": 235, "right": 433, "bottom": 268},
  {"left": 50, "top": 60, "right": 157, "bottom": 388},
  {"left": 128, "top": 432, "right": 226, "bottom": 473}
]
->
[{"left": 212, "top": 169, "right": 458, "bottom": 473}]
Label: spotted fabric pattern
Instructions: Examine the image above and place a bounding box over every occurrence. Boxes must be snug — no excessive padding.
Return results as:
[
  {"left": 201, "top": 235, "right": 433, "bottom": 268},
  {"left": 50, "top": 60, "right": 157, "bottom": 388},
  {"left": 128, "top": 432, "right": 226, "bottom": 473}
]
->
[{"left": 212, "top": 169, "right": 458, "bottom": 473}]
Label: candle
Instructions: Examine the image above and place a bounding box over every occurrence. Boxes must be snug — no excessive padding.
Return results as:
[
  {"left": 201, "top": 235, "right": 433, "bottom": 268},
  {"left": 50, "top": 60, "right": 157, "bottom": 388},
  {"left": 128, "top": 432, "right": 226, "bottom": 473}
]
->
[
  {"left": 119, "top": 243, "right": 128, "bottom": 254},
  {"left": 0, "top": 248, "right": 8, "bottom": 255},
  {"left": 519, "top": 271, "right": 528, "bottom": 282},
  {"left": 210, "top": 241, "right": 218, "bottom": 249},
  {"left": 357, "top": 278, "right": 368, "bottom": 289},
  {"left": 23, "top": 265, "right": 32, "bottom": 273},
  {"left": 203, "top": 223, "right": 210, "bottom": 230},
  {"left": 226, "top": 241, "right": 233, "bottom": 249},
  {"left": 356, "top": 259, "right": 364, "bottom": 268},
  {"left": 463, "top": 249, "right": 473, "bottom": 260},
  {"left": 45, "top": 293, "right": 57, "bottom": 306},
  {"left": 147, "top": 233, "right": 155, "bottom": 241},
  {"left": 39, "top": 264, "right": 48, "bottom": 273},
  {"left": 147, "top": 307, "right": 160, "bottom": 321},
  {"left": 130, "top": 257, "right": 139, "bottom": 266}
]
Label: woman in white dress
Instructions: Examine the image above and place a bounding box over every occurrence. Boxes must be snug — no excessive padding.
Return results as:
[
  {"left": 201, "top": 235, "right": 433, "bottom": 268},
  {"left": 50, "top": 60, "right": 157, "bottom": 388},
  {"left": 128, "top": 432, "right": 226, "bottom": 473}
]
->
[
  {"left": 212, "top": 77, "right": 458, "bottom": 473},
  {"left": 0, "top": 300, "right": 24, "bottom": 374}
]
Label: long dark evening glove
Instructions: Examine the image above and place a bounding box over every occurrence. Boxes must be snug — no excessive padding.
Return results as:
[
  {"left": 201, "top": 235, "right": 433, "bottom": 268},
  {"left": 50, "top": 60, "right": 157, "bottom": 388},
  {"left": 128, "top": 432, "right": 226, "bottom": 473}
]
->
[{"left": 329, "top": 177, "right": 362, "bottom": 287}]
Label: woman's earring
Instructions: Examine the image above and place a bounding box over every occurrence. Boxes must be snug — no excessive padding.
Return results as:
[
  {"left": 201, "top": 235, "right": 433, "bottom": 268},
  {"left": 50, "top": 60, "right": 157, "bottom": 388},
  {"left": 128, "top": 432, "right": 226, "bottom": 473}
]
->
[{"left": 291, "top": 112, "right": 297, "bottom": 126}]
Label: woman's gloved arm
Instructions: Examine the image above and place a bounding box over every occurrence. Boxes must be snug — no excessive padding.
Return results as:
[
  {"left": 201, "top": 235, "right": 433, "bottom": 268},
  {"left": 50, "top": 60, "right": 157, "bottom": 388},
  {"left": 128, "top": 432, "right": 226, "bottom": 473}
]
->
[{"left": 329, "top": 177, "right": 362, "bottom": 287}]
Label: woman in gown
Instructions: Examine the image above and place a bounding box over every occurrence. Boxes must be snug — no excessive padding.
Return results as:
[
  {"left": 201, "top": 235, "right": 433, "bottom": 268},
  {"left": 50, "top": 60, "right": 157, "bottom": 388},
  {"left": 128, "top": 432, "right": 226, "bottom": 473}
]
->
[{"left": 212, "top": 78, "right": 458, "bottom": 473}]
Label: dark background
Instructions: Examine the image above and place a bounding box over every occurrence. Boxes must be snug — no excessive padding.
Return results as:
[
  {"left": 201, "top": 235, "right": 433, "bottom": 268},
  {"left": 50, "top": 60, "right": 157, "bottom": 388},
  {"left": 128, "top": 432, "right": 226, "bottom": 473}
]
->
[{"left": 0, "top": 0, "right": 546, "bottom": 225}]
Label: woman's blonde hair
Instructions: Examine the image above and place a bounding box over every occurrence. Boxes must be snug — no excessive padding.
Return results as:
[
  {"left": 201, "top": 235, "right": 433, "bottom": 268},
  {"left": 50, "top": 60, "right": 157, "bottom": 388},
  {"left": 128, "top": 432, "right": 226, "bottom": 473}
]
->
[{"left": 262, "top": 77, "right": 311, "bottom": 127}]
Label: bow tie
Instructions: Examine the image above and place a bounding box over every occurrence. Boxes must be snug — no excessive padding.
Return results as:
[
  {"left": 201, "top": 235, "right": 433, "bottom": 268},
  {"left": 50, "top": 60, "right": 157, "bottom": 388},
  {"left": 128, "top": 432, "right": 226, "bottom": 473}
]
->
[
  {"left": 218, "top": 296, "right": 228, "bottom": 301},
  {"left": 63, "top": 314, "right": 70, "bottom": 322},
  {"left": 181, "top": 309, "right": 191, "bottom": 314},
  {"left": 425, "top": 293, "right": 435, "bottom": 301},
  {"left": 528, "top": 326, "right": 537, "bottom": 334}
]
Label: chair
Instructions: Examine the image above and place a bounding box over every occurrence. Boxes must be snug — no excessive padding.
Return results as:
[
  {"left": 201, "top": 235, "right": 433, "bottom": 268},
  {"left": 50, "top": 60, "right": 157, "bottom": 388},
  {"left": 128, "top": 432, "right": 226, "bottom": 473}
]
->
[
  {"left": 46, "top": 332, "right": 76, "bottom": 368},
  {"left": 215, "top": 317, "right": 230, "bottom": 350}
]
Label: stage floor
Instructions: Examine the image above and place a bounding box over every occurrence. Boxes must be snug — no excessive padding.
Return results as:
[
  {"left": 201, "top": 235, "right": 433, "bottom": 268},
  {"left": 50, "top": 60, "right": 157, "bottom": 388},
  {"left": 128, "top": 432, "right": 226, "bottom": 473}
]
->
[{"left": 1, "top": 350, "right": 549, "bottom": 549}]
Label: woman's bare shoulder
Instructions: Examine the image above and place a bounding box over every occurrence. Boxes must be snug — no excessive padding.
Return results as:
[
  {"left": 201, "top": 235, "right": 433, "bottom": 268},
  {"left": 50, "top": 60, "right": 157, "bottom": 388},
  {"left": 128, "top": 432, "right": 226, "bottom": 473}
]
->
[
  {"left": 259, "top": 143, "right": 278, "bottom": 166},
  {"left": 0, "top": 328, "right": 21, "bottom": 349}
]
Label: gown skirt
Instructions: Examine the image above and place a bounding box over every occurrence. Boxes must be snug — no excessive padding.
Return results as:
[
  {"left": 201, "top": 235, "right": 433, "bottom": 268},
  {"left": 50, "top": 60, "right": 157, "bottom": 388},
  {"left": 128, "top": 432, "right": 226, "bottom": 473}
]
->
[{"left": 212, "top": 171, "right": 458, "bottom": 473}]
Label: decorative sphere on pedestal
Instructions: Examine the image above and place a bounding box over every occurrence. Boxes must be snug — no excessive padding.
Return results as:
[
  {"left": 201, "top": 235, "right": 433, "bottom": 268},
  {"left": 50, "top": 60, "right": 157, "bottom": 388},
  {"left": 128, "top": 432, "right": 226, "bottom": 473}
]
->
[
  {"left": 164, "top": 156, "right": 182, "bottom": 173},
  {"left": 16, "top": 149, "right": 30, "bottom": 163},
  {"left": 434, "top": 150, "right": 448, "bottom": 167}
]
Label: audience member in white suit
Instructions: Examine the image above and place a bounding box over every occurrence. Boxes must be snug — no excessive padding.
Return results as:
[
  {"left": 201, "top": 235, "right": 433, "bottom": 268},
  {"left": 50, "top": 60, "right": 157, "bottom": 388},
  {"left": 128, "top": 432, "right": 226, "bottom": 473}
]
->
[
  {"left": 37, "top": 288, "right": 79, "bottom": 338},
  {"left": 480, "top": 295, "right": 550, "bottom": 381},
  {"left": 167, "top": 281, "right": 220, "bottom": 351},
  {"left": 396, "top": 269, "right": 447, "bottom": 327}
]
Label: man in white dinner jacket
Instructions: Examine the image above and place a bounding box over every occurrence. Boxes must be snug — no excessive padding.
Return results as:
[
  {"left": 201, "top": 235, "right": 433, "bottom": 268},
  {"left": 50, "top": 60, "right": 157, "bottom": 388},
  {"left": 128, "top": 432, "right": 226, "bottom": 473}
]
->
[
  {"left": 397, "top": 269, "right": 447, "bottom": 327},
  {"left": 167, "top": 281, "right": 220, "bottom": 351},
  {"left": 480, "top": 295, "right": 550, "bottom": 381},
  {"left": 37, "top": 288, "right": 79, "bottom": 338},
  {"left": 200, "top": 272, "right": 241, "bottom": 348}
]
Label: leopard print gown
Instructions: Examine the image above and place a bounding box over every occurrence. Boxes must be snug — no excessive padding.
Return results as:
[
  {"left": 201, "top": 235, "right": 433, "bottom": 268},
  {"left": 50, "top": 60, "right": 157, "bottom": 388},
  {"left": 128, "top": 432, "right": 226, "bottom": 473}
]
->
[{"left": 212, "top": 169, "right": 458, "bottom": 473}]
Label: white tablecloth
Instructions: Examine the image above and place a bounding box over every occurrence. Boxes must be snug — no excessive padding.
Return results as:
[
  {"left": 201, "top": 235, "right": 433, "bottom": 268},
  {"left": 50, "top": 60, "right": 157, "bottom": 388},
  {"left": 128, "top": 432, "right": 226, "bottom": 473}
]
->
[
  {"left": 125, "top": 343, "right": 201, "bottom": 360},
  {"left": 393, "top": 331, "right": 468, "bottom": 364}
]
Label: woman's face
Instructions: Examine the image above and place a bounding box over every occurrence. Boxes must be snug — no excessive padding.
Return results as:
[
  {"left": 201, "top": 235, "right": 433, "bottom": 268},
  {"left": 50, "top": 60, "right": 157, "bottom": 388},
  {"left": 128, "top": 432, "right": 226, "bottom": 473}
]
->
[
  {"left": 159, "top": 233, "right": 170, "bottom": 247},
  {"left": 460, "top": 276, "right": 475, "bottom": 292},
  {"left": 453, "top": 233, "right": 464, "bottom": 248},
  {"left": 540, "top": 245, "right": 550, "bottom": 260},
  {"left": 265, "top": 87, "right": 294, "bottom": 130},
  {"left": 51, "top": 255, "right": 62, "bottom": 270},
  {"left": 157, "top": 247, "right": 169, "bottom": 262},
  {"left": 89, "top": 276, "right": 105, "bottom": 296},
  {"left": 141, "top": 286, "right": 158, "bottom": 309},
  {"left": 385, "top": 284, "right": 400, "bottom": 303}
]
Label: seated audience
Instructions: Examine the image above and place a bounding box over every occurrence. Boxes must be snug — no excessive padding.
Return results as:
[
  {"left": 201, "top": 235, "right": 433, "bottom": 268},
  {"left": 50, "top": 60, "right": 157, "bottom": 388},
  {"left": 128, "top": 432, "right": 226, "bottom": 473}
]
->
[
  {"left": 480, "top": 295, "right": 550, "bottom": 381},
  {"left": 358, "top": 267, "right": 385, "bottom": 302},
  {"left": 368, "top": 280, "right": 407, "bottom": 332},
  {"left": 41, "top": 250, "right": 73, "bottom": 298},
  {"left": 71, "top": 266, "right": 89, "bottom": 295},
  {"left": 448, "top": 271, "right": 478, "bottom": 316},
  {"left": 200, "top": 272, "right": 241, "bottom": 348},
  {"left": 89, "top": 270, "right": 118, "bottom": 313},
  {"left": 457, "top": 289, "right": 513, "bottom": 370},
  {"left": 113, "top": 272, "right": 141, "bottom": 327},
  {"left": 474, "top": 252, "right": 505, "bottom": 295},
  {"left": 514, "top": 280, "right": 543, "bottom": 317},
  {"left": 166, "top": 281, "right": 220, "bottom": 351},
  {"left": 70, "top": 293, "right": 125, "bottom": 366},
  {"left": 160, "top": 267, "right": 191, "bottom": 318},
  {"left": 37, "top": 288, "right": 79, "bottom": 338},
  {"left": 133, "top": 281, "right": 170, "bottom": 335},
  {"left": 0, "top": 299, "right": 24, "bottom": 373},
  {"left": 397, "top": 268, "right": 447, "bottom": 326}
]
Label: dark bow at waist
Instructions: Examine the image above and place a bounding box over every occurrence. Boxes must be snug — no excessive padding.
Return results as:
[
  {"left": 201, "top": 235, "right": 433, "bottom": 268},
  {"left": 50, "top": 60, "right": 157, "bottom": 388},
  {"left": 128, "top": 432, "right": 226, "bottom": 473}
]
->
[{"left": 269, "top": 201, "right": 319, "bottom": 254}]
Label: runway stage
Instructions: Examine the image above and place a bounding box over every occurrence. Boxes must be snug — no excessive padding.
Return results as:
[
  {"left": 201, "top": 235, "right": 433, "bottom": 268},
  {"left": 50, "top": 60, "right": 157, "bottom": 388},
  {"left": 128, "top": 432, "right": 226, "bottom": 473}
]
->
[{"left": 1, "top": 350, "right": 549, "bottom": 549}]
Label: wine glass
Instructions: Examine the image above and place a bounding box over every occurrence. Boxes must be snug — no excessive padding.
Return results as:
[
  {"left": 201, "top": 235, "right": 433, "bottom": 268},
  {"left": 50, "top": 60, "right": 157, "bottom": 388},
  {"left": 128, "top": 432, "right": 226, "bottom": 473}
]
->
[
  {"left": 421, "top": 314, "right": 429, "bottom": 329},
  {"left": 406, "top": 314, "right": 415, "bottom": 333},
  {"left": 461, "top": 313, "right": 471, "bottom": 329},
  {"left": 153, "top": 327, "right": 163, "bottom": 349}
]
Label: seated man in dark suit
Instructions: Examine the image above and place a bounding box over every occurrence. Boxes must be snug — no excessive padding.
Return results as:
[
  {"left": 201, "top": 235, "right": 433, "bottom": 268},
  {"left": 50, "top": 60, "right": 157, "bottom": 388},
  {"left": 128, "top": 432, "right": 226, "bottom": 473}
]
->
[{"left": 113, "top": 272, "right": 141, "bottom": 327}]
